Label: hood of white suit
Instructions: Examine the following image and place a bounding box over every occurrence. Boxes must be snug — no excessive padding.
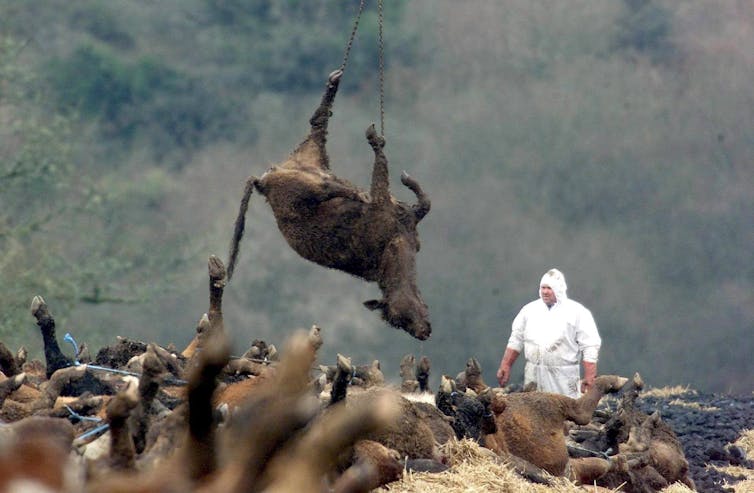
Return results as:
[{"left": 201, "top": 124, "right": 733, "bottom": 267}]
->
[{"left": 539, "top": 268, "right": 568, "bottom": 303}]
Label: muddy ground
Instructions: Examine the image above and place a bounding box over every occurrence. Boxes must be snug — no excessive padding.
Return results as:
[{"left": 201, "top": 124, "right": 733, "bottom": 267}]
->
[{"left": 618, "top": 389, "right": 754, "bottom": 492}]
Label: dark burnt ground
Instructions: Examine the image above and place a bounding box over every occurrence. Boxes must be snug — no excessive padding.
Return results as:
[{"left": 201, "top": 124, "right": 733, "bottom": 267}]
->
[{"left": 616, "top": 389, "right": 754, "bottom": 493}]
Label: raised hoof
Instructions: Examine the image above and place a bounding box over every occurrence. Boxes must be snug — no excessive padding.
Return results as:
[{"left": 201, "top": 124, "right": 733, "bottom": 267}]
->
[
  {"left": 2, "top": 373, "right": 27, "bottom": 393},
  {"left": 208, "top": 255, "right": 227, "bottom": 287},
  {"left": 30, "top": 295, "right": 48, "bottom": 319},
  {"left": 595, "top": 375, "right": 629, "bottom": 393},
  {"left": 365, "top": 124, "right": 385, "bottom": 149},
  {"left": 328, "top": 69, "right": 343, "bottom": 85},
  {"left": 336, "top": 353, "right": 353, "bottom": 374}
]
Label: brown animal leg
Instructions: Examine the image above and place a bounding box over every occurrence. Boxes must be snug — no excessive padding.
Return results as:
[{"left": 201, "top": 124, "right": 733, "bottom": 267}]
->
[
  {"left": 330, "top": 353, "right": 353, "bottom": 405},
  {"left": 366, "top": 124, "right": 391, "bottom": 205},
  {"left": 208, "top": 254, "right": 227, "bottom": 338},
  {"left": 568, "top": 456, "right": 612, "bottom": 485},
  {"left": 291, "top": 69, "right": 343, "bottom": 171},
  {"left": 184, "top": 327, "right": 230, "bottom": 481},
  {"left": 0, "top": 373, "right": 26, "bottom": 407},
  {"left": 263, "top": 393, "right": 400, "bottom": 492},
  {"left": 564, "top": 375, "right": 628, "bottom": 425},
  {"left": 400, "top": 171, "right": 431, "bottom": 221},
  {"left": 106, "top": 380, "right": 139, "bottom": 471},
  {"left": 35, "top": 364, "right": 87, "bottom": 410},
  {"left": 399, "top": 354, "right": 417, "bottom": 393},
  {"left": 0, "top": 342, "right": 21, "bottom": 377},
  {"left": 128, "top": 346, "right": 165, "bottom": 454},
  {"left": 184, "top": 255, "right": 232, "bottom": 480},
  {"left": 30, "top": 295, "right": 73, "bottom": 378},
  {"left": 417, "top": 356, "right": 431, "bottom": 393}
]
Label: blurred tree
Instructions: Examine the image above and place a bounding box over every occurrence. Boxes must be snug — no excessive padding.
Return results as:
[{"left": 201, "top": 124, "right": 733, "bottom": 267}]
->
[
  {"left": 613, "top": 0, "right": 676, "bottom": 63},
  {"left": 46, "top": 44, "right": 242, "bottom": 165},
  {"left": 1, "top": 36, "right": 78, "bottom": 345},
  {"left": 0, "top": 36, "right": 198, "bottom": 352}
]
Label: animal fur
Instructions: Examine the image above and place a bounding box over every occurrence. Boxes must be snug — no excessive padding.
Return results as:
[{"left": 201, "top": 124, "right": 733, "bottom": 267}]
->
[{"left": 226, "top": 69, "right": 432, "bottom": 340}]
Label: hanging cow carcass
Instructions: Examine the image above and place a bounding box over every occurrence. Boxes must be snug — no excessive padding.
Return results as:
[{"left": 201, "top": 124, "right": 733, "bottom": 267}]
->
[{"left": 226, "top": 70, "right": 432, "bottom": 341}]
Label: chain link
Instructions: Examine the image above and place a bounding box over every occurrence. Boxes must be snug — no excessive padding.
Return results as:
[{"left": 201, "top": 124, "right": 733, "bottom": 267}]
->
[
  {"left": 340, "top": 0, "right": 367, "bottom": 74},
  {"left": 378, "top": 0, "right": 385, "bottom": 138},
  {"left": 339, "top": 0, "right": 386, "bottom": 139}
]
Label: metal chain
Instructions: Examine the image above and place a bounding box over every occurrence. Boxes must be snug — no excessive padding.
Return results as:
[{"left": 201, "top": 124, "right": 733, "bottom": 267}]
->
[
  {"left": 378, "top": 0, "right": 385, "bottom": 138},
  {"left": 339, "top": 0, "right": 368, "bottom": 74},
  {"left": 339, "top": 0, "right": 386, "bottom": 138}
]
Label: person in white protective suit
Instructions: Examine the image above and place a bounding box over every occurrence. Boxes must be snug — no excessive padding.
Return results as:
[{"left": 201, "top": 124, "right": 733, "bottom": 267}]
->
[{"left": 496, "top": 268, "right": 602, "bottom": 398}]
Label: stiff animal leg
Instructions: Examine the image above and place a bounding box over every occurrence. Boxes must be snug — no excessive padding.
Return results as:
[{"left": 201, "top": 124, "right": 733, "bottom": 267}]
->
[
  {"left": 292, "top": 69, "right": 343, "bottom": 171},
  {"left": 400, "top": 171, "right": 431, "bottom": 221},
  {"left": 569, "top": 375, "right": 629, "bottom": 425},
  {"left": 366, "top": 123, "right": 390, "bottom": 205}
]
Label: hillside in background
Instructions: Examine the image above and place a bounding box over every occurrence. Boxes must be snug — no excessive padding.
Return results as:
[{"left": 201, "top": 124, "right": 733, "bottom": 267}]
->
[{"left": 1, "top": 0, "right": 752, "bottom": 393}]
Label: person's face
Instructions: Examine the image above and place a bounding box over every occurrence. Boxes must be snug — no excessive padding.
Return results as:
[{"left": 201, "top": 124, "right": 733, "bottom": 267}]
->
[{"left": 540, "top": 284, "right": 557, "bottom": 306}]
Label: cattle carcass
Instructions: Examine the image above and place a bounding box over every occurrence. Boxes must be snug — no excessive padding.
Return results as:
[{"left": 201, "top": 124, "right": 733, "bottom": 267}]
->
[
  {"left": 484, "top": 375, "right": 630, "bottom": 485},
  {"left": 227, "top": 69, "right": 432, "bottom": 340}
]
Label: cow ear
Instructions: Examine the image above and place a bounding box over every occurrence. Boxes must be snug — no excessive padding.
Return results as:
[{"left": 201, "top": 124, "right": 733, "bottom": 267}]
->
[{"left": 363, "top": 299, "right": 386, "bottom": 311}]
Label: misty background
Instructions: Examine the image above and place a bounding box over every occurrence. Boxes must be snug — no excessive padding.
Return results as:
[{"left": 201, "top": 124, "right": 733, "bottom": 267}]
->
[{"left": 1, "top": 0, "right": 752, "bottom": 394}]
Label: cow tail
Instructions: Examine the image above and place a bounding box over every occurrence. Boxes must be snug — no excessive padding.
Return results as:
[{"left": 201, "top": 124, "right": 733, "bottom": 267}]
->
[{"left": 226, "top": 176, "right": 256, "bottom": 282}]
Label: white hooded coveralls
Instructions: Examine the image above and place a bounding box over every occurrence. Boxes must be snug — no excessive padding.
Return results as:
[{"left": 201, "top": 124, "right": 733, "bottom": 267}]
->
[{"left": 506, "top": 269, "right": 601, "bottom": 398}]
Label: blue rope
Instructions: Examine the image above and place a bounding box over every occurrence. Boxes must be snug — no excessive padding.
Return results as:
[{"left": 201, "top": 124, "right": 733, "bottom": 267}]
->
[
  {"left": 85, "top": 364, "right": 187, "bottom": 386},
  {"left": 85, "top": 364, "right": 140, "bottom": 378},
  {"left": 64, "top": 331, "right": 187, "bottom": 386},
  {"left": 65, "top": 405, "right": 102, "bottom": 423},
  {"left": 75, "top": 423, "right": 110, "bottom": 442},
  {"left": 63, "top": 332, "right": 81, "bottom": 365}
]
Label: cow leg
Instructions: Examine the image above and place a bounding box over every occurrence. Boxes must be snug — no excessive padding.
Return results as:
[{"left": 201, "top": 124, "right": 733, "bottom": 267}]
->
[
  {"left": 568, "top": 375, "right": 628, "bottom": 425},
  {"left": 106, "top": 379, "right": 139, "bottom": 471},
  {"left": 400, "top": 171, "right": 431, "bottom": 221},
  {"left": 568, "top": 457, "right": 612, "bottom": 485},
  {"left": 30, "top": 296, "right": 73, "bottom": 378},
  {"left": 208, "top": 254, "right": 227, "bottom": 338},
  {"left": 366, "top": 124, "right": 391, "bottom": 205},
  {"left": 184, "top": 325, "right": 230, "bottom": 482},
  {"left": 34, "top": 365, "right": 87, "bottom": 410},
  {"left": 0, "top": 373, "right": 26, "bottom": 407},
  {"left": 0, "top": 342, "right": 21, "bottom": 377},
  {"left": 329, "top": 353, "right": 353, "bottom": 406},
  {"left": 128, "top": 347, "right": 164, "bottom": 454},
  {"left": 291, "top": 69, "right": 343, "bottom": 171}
]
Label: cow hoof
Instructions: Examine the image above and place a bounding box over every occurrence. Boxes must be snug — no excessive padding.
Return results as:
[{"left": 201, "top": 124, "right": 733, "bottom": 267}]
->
[
  {"left": 595, "top": 375, "right": 629, "bottom": 393},
  {"left": 30, "top": 295, "right": 47, "bottom": 318},
  {"left": 328, "top": 69, "right": 343, "bottom": 85},
  {"left": 208, "top": 255, "right": 227, "bottom": 286},
  {"left": 365, "top": 124, "right": 385, "bottom": 149},
  {"left": 400, "top": 171, "right": 416, "bottom": 187}
]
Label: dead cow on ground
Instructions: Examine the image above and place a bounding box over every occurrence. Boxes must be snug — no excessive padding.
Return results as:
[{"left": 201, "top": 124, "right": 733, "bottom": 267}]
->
[
  {"left": 227, "top": 69, "right": 432, "bottom": 340},
  {"left": 484, "top": 375, "right": 630, "bottom": 485}
]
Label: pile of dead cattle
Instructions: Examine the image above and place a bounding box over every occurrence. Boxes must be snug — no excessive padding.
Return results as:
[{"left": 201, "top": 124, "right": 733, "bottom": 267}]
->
[{"left": 0, "top": 256, "right": 751, "bottom": 492}]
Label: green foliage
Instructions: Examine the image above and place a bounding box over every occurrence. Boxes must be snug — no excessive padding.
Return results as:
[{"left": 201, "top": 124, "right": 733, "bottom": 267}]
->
[
  {"left": 0, "top": 40, "right": 77, "bottom": 344},
  {"left": 200, "top": 0, "right": 414, "bottom": 92},
  {"left": 46, "top": 44, "right": 241, "bottom": 161},
  {"left": 69, "top": 2, "right": 135, "bottom": 49},
  {"left": 0, "top": 34, "right": 196, "bottom": 351}
]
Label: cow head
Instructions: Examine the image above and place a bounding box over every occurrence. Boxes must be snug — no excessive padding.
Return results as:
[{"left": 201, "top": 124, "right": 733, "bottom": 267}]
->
[
  {"left": 364, "top": 294, "right": 431, "bottom": 341},
  {"left": 364, "top": 237, "right": 431, "bottom": 340}
]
